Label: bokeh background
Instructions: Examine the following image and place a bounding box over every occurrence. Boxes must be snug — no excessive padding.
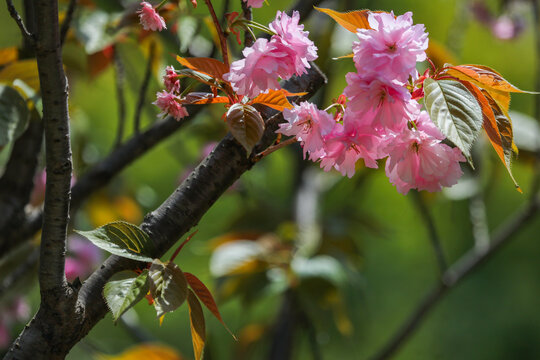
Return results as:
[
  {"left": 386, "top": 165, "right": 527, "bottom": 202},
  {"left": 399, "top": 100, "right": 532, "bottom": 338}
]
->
[{"left": 1, "top": 0, "right": 540, "bottom": 359}]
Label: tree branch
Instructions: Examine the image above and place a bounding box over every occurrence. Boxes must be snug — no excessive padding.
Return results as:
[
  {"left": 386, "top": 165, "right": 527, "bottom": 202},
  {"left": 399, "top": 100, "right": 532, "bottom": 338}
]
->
[
  {"left": 133, "top": 41, "right": 156, "bottom": 134},
  {"left": 34, "top": 0, "right": 73, "bottom": 296},
  {"left": 113, "top": 45, "right": 126, "bottom": 148},
  {"left": 370, "top": 196, "right": 540, "bottom": 360},
  {"left": 0, "top": 111, "right": 200, "bottom": 256},
  {"left": 60, "top": 0, "right": 77, "bottom": 46},
  {"left": 5, "top": 0, "right": 34, "bottom": 45},
  {"left": 410, "top": 190, "right": 447, "bottom": 273}
]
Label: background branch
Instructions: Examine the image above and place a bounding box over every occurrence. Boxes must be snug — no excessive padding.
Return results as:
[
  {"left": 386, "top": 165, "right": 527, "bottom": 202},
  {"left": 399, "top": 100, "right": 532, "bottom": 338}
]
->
[
  {"left": 410, "top": 190, "right": 448, "bottom": 273},
  {"left": 60, "top": 0, "right": 77, "bottom": 46},
  {"left": 133, "top": 41, "right": 156, "bottom": 134},
  {"left": 113, "top": 45, "right": 127, "bottom": 148},
  {"left": 370, "top": 195, "right": 540, "bottom": 360},
  {"left": 5, "top": 0, "right": 34, "bottom": 44}
]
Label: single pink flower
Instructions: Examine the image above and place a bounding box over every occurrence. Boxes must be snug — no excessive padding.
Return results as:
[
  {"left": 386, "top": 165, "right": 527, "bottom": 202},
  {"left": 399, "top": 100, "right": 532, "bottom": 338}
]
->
[
  {"left": 385, "top": 111, "right": 465, "bottom": 194},
  {"left": 163, "top": 66, "right": 180, "bottom": 93},
  {"left": 224, "top": 38, "right": 294, "bottom": 98},
  {"left": 344, "top": 73, "right": 420, "bottom": 132},
  {"left": 353, "top": 11, "right": 428, "bottom": 83},
  {"left": 153, "top": 90, "right": 189, "bottom": 121},
  {"left": 243, "top": 0, "right": 265, "bottom": 7},
  {"left": 317, "top": 108, "right": 384, "bottom": 177},
  {"left": 277, "top": 102, "right": 335, "bottom": 157},
  {"left": 269, "top": 11, "right": 318, "bottom": 76},
  {"left": 137, "top": 1, "right": 167, "bottom": 32}
]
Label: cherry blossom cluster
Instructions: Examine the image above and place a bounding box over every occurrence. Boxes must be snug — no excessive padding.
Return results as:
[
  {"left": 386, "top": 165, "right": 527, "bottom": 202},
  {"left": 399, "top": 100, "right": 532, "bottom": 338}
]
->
[
  {"left": 153, "top": 66, "right": 190, "bottom": 121},
  {"left": 278, "top": 11, "right": 466, "bottom": 194},
  {"left": 223, "top": 11, "right": 318, "bottom": 98}
]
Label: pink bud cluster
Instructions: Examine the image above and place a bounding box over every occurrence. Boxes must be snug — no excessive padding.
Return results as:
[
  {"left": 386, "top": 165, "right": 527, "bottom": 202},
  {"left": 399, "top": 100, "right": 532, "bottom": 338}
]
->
[
  {"left": 152, "top": 66, "right": 189, "bottom": 121},
  {"left": 278, "top": 11, "right": 466, "bottom": 194},
  {"left": 137, "top": 1, "right": 167, "bottom": 32},
  {"left": 223, "top": 11, "right": 318, "bottom": 98}
]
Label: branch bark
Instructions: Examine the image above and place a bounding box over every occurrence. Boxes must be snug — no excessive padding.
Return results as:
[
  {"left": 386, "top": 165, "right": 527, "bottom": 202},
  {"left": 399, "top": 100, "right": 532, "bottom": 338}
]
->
[{"left": 5, "top": 64, "right": 326, "bottom": 359}]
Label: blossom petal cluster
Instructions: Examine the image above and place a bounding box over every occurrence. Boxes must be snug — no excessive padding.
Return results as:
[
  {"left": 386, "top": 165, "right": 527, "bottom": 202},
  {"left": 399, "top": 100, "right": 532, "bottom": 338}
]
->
[
  {"left": 153, "top": 65, "right": 190, "bottom": 121},
  {"left": 277, "top": 11, "right": 466, "bottom": 194},
  {"left": 224, "top": 11, "right": 317, "bottom": 98},
  {"left": 137, "top": 1, "right": 167, "bottom": 32}
]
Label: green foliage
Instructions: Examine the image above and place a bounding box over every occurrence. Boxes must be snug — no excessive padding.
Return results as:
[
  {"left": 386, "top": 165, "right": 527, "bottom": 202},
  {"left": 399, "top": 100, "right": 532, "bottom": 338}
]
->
[
  {"left": 423, "top": 78, "right": 483, "bottom": 163},
  {"left": 0, "top": 84, "right": 29, "bottom": 148},
  {"left": 148, "top": 259, "right": 189, "bottom": 318},
  {"left": 103, "top": 270, "right": 150, "bottom": 323},
  {"left": 75, "top": 221, "right": 155, "bottom": 262}
]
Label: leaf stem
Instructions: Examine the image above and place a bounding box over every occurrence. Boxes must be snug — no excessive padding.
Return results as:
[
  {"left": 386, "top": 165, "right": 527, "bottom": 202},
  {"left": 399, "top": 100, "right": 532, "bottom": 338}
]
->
[
  {"left": 254, "top": 137, "right": 297, "bottom": 161},
  {"left": 204, "top": 0, "right": 229, "bottom": 68}
]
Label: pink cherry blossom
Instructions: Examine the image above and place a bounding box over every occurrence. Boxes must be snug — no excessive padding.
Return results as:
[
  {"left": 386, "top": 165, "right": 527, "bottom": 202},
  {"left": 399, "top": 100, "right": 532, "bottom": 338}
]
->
[
  {"left": 224, "top": 38, "right": 294, "bottom": 98},
  {"left": 269, "top": 11, "right": 318, "bottom": 77},
  {"left": 153, "top": 90, "right": 189, "bottom": 121},
  {"left": 317, "top": 108, "right": 384, "bottom": 177},
  {"left": 163, "top": 66, "right": 180, "bottom": 93},
  {"left": 243, "top": 0, "right": 265, "bottom": 8},
  {"left": 277, "top": 102, "right": 335, "bottom": 156},
  {"left": 344, "top": 72, "right": 420, "bottom": 131},
  {"left": 353, "top": 11, "right": 428, "bottom": 83},
  {"left": 224, "top": 11, "right": 317, "bottom": 98},
  {"left": 137, "top": 1, "right": 167, "bottom": 32},
  {"left": 385, "top": 111, "right": 465, "bottom": 194}
]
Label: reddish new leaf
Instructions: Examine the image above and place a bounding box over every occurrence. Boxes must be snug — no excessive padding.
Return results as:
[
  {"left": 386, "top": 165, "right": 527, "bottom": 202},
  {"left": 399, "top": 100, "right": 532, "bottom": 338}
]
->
[
  {"left": 226, "top": 103, "right": 265, "bottom": 155},
  {"left": 314, "top": 7, "right": 372, "bottom": 33},
  {"left": 177, "top": 56, "right": 229, "bottom": 81},
  {"left": 181, "top": 92, "right": 230, "bottom": 105},
  {"left": 250, "top": 89, "right": 294, "bottom": 111},
  {"left": 184, "top": 272, "right": 236, "bottom": 340},
  {"left": 460, "top": 81, "right": 520, "bottom": 191},
  {"left": 187, "top": 289, "right": 206, "bottom": 360}
]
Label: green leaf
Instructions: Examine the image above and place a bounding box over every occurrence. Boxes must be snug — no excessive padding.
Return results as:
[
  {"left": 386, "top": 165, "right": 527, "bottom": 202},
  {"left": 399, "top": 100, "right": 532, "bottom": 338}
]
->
[
  {"left": 423, "top": 78, "right": 483, "bottom": 162},
  {"left": 226, "top": 104, "right": 265, "bottom": 156},
  {"left": 103, "top": 270, "right": 150, "bottom": 323},
  {"left": 187, "top": 289, "right": 206, "bottom": 360},
  {"left": 75, "top": 221, "right": 154, "bottom": 262},
  {"left": 0, "top": 85, "right": 29, "bottom": 148},
  {"left": 149, "top": 259, "right": 189, "bottom": 318}
]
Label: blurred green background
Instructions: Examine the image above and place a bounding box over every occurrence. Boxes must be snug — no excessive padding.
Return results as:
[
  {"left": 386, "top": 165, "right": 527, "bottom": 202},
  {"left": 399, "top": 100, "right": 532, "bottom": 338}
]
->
[{"left": 1, "top": 0, "right": 540, "bottom": 359}]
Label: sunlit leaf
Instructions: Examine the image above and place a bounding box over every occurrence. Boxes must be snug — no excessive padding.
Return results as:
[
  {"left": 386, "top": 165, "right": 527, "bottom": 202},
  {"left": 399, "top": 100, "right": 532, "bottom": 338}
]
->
[
  {"left": 149, "top": 259, "right": 189, "bottom": 318},
  {"left": 103, "top": 270, "right": 150, "bottom": 323},
  {"left": 250, "top": 89, "right": 294, "bottom": 111},
  {"left": 177, "top": 68, "right": 222, "bottom": 88},
  {"left": 423, "top": 78, "right": 483, "bottom": 162},
  {"left": 187, "top": 289, "right": 206, "bottom": 360},
  {"left": 100, "top": 343, "right": 184, "bottom": 360},
  {"left": 484, "top": 92, "right": 522, "bottom": 192},
  {"left": 226, "top": 103, "right": 265, "bottom": 155},
  {"left": 445, "top": 64, "right": 534, "bottom": 93},
  {"left": 0, "top": 85, "right": 29, "bottom": 148},
  {"left": 314, "top": 7, "right": 372, "bottom": 33},
  {"left": 0, "top": 47, "right": 18, "bottom": 67},
  {"left": 176, "top": 56, "right": 229, "bottom": 81},
  {"left": 184, "top": 272, "right": 236, "bottom": 339},
  {"left": 210, "top": 240, "right": 267, "bottom": 277},
  {"left": 0, "top": 60, "right": 40, "bottom": 91},
  {"left": 75, "top": 221, "right": 154, "bottom": 262},
  {"left": 460, "top": 82, "right": 520, "bottom": 191}
]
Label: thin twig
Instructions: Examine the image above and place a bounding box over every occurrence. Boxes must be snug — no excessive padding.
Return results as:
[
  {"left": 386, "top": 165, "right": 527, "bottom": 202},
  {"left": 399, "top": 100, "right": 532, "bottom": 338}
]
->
[
  {"left": 469, "top": 192, "right": 490, "bottom": 252},
  {"left": 204, "top": 0, "right": 229, "bottom": 68},
  {"left": 113, "top": 46, "right": 126, "bottom": 148},
  {"left": 60, "top": 0, "right": 77, "bottom": 46},
  {"left": 410, "top": 191, "right": 448, "bottom": 273},
  {"left": 254, "top": 137, "right": 297, "bottom": 161},
  {"left": 134, "top": 41, "right": 156, "bottom": 134},
  {"left": 5, "top": 0, "right": 34, "bottom": 44},
  {"left": 370, "top": 196, "right": 540, "bottom": 360},
  {"left": 241, "top": 0, "right": 254, "bottom": 47}
]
